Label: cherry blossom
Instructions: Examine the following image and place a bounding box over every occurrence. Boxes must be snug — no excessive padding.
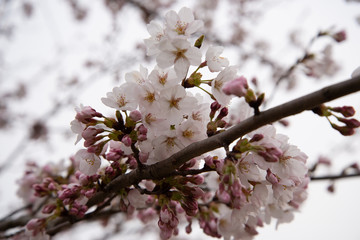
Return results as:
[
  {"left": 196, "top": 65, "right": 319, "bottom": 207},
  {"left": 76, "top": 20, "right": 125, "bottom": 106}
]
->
[
  {"left": 101, "top": 83, "right": 138, "bottom": 111},
  {"left": 156, "top": 39, "right": 202, "bottom": 78},
  {"left": 75, "top": 149, "right": 101, "bottom": 176},
  {"left": 211, "top": 66, "right": 238, "bottom": 106},
  {"left": 164, "top": 7, "right": 203, "bottom": 38},
  {"left": 158, "top": 85, "right": 195, "bottom": 124},
  {"left": 148, "top": 67, "right": 181, "bottom": 90},
  {"left": 206, "top": 46, "right": 229, "bottom": 72},
  {"left": 144, "top": 21, "right": 166, "bottom": 56}
]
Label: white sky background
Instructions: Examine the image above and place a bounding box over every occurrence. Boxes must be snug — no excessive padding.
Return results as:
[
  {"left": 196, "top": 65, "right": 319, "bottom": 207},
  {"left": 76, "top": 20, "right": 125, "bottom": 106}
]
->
[{"left": 0, "top": 0, "right": 360, "bottom": 239}]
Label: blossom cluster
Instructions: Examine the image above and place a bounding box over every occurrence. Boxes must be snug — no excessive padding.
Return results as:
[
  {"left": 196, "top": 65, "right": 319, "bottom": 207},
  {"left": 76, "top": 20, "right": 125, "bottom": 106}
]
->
[{"left": 16, "top": 7, "right": 311, "bottom": 240}]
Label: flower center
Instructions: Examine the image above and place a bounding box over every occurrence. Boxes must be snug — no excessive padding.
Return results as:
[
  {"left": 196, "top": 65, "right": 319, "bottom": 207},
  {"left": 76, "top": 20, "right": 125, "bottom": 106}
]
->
[
  {"left": 159, "top": 73, "right": 168, "bottom": 85},
  {"left": 182, "top": 129, "right": 194, "bottom": 139},
  {"left": 165, "top": 137, "right": 176, "bottom": 147},
  {"left": 145, "top": 113, "right": 156, "bottom": 125},
  {"left": 175, "top": 21, "right": 188, "bottom": 35},
  {"left": 85, "top": 158, "right": 95, "bottom": 165},
  {"left": 174, "top": 48, "right": 187, "bottom": 63},
  {"left": 145, "top": 91, "right": 155, "bottom": 103},
  {"left": 116, "top": 95, "right": 127, "bottom": 107},
  {"left": 169, "top": 97, "right": 182, "bottom": 109}
]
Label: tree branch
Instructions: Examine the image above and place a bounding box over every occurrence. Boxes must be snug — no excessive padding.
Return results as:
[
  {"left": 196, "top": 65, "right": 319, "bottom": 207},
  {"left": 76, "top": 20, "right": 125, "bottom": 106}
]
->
[
  {"left": 310, "top": 173, "right": 360, "bottom": 181},
  {"left": 87, "top": 75, "right": 360, "bottom": 207}
]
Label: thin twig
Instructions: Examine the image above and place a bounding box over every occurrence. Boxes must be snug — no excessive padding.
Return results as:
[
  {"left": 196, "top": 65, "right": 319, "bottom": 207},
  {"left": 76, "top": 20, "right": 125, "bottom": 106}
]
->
[{"left": 310, "top": 173, "right": 360, "bottom": 181}]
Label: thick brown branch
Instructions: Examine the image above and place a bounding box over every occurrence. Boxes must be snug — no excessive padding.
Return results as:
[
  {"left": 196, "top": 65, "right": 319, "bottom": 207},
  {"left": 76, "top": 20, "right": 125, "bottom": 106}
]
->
[{"left": 87, "top": 75, "right": 360, "bottom": 208}]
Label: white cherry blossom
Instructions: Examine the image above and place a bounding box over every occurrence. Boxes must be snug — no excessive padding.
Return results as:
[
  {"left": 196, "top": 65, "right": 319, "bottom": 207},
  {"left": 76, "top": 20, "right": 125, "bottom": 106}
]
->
[
  {"left": 101, "top": 83, "right": 138, "bottom": 111},
  {"left": 70, "top": 119, "right": 85, "bottom": 144},
  {"left": 148, "top": 67, "right": 181, "bottom": 90},
  {"left": 165, "top": 7, "right": 203, "bottom": 38},
  {"left": 177, "top": 119, "right": 206, "bottom": 146},
  {"left": 211, "top": 66, "right": 237, "bottom": 106},
  {"left": 157, "top": 39, "right": 202, "bottom": 79},
  {"left": 152, "top": 130, "right": 184, "bottom": 162},
  {"left": 75, "top": 149, "right": 101, "bottom": 176},
  {"left": 125, "top": 65, "right": 148, "bottom": 85},
  {"left": 206, "top": 46, "right": 229, "bottom": 72},
  {"left": 158, "top": 85, "right": 195, "bottom": 124},
  {"left": 144, "top": 21, "right": 166, "bottom": 56}
]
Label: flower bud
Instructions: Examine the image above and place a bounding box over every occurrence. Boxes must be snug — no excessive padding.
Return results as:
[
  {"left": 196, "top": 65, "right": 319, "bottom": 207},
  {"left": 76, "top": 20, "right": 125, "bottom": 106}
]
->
[
  {"left": 216, "top": 107, "right": 228, "bottom": 120},
  {"left": 338, "top": 118, "right": 360, "bottom": 128},
  {"left": 222, "top": 76, "right": 249, "bottom": 98},
  {"left": 129, "top": 110, "right": 142, "bottom": 122},
  {"left": 266, "top": 169, "right": 279, "bottom": 184},
  {"left": 332, "top": 30, "right": 346, "bottom": 42},
  {"left": 331, "top": 123, "right": 355, "bottom": 136},
  {"left": 121, "top": 135, "right": 132, "bottom": 147},
  {"left": 330, "top": 106, "right": 355, "bottom": 117}
]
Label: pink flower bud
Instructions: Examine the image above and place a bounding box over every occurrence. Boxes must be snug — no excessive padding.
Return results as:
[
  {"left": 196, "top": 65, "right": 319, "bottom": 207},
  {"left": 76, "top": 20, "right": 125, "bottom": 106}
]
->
[
  {"left": 217, "top": 107, "right": 228, "bottom": 120},
  {"left": 75, "top": 106, "right": 102, "bottom": 124},
  {"left": 129, "top": 110, "right": 142, "bottom": 122},
  {"left": 82, "top": 127, "right": 103, "bottom": 140},
  {"left": 160, "top": 207, "right": 172, "bottom": 224},
  {"left": 26, "top": 218, "right": 45, "bottom": 231},
  {"left": 331, "top": 106, "right": 355, "bottom": 117},
  {"left": 42, "top": 204, "right": 56, "bottom": 214},
  {"left": 217, "top": 190, "right": 230, "bottom": 203},
  {"left": 332, "top": 30, "right": 346, "bottom": 42},
  {"left": 210, "top": 101, "right": 221, "bottom": 111},
  {"left": 266, "top": 169, "right": 279, "bottom": 184},
  {"left": 139, "top": 152, "right": 149, "bottom": 163},
  {"left": 121, "top": 135, "right": 132, "bottom": 147},
  {"left": 331, "top": 123, "right": 355, "bottom": 136},
  {"left": 222, "top": 76, "right": 249, "bottom": 98},
  {"left": 338, "top": 118, "right": 360, "bottom": 128},
  {"left": 317, "top": 156, "right": 331, "bottom": 166},
  {"left": 259, "top": 147, "right": 282, "bottom": 162},
  {"left": 250, "top": 134, "right": 264, "bottom": 142}
]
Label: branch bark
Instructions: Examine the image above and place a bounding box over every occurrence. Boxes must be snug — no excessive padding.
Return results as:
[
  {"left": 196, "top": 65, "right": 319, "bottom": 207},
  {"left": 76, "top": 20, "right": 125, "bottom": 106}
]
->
[{"left": 87, "top": 75, "right": 360, "bottom": 207}]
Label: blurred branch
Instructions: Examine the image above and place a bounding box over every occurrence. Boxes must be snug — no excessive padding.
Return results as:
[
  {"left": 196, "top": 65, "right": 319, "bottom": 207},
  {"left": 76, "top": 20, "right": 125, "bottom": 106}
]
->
[{"left": 310, "top": 173, "right": 360, "bottom": 181}]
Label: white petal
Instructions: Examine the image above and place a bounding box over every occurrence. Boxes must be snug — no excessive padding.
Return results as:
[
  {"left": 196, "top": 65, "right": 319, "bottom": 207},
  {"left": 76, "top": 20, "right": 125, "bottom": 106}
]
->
[
  {"left": 174, "top": 57, "right": 190, "bottom": 79},
  {"left": 351, "top": 66, "right": 360, "bottom": 78},
  {"left": 156, "top": 52, "right": 175, "bottom": 68},
  {"left": 178, "top": 7, "right": 194, "bottom": 22}
]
